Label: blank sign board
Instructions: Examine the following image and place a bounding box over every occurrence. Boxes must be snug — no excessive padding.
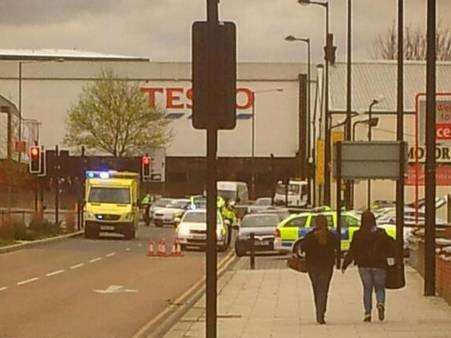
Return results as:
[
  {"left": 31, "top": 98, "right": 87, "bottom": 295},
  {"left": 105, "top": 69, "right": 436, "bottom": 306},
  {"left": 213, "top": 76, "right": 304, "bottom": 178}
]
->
[{"left": 333, "top": 141, "right": 408, "bottom": 180}]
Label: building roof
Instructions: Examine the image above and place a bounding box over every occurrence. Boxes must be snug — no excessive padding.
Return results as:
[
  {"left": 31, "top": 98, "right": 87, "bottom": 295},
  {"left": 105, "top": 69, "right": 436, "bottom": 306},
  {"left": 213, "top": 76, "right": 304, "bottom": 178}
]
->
[
  {"left": 329, "top": 61, "right": 451, "bottom": 113},
  {"left": 0, "top": 49, "right": 149, "bottom": 62}
]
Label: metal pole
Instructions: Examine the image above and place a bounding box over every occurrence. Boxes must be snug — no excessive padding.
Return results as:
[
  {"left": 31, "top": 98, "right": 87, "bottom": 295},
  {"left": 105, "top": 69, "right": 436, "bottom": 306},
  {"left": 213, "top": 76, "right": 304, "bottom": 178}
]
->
[
  {"left": 18, "top": 62, "right": 22, "bottom": 163},
  {"left": 206, "top": 0, "right": 218, "bottom": 336},
  {"left": 367, "top": 103, "right": 374, "bottom": 210},
  {"left": 251, "top": 95, "right": 256, "bottom": 200},
  {"left": 396, "top": 0, "right": 405, "bottom": 267},
  {"left": 336, "top": 141, "right": 342, "bottom": 269},
  {"left": 307, "top": 40, "right": 312, "bottom": 206},
  {"left": 323, "top": 3, "right": 331, "bottom": 206},
  {"left": 424, "top": 0, "right": 436, "bottom": 297},
  {"left": 55, "top": 145, "right": 59, "bottom": 225},
  {"left": 250, "top": 232, "right": 255, "bottom": 270},
  {"left": 345, "top": 0, "right": 353, "bottom": 210}
]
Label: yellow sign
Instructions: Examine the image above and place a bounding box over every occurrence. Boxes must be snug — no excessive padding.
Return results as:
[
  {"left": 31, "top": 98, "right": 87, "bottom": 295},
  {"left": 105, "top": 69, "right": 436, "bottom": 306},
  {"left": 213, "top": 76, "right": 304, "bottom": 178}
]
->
[
  {"left": 316, "top": 139, "right": 325, "bottom": 185},
  {"left": 331, "top": 131, "right": 345, "bottom": 182}
]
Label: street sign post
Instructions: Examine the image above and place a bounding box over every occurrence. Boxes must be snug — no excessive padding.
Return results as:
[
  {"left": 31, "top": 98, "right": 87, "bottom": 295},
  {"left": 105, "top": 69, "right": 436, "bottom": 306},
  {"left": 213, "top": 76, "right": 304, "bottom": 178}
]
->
[{"left": 192, "top": 1, "right": 237, "bottom": 337}]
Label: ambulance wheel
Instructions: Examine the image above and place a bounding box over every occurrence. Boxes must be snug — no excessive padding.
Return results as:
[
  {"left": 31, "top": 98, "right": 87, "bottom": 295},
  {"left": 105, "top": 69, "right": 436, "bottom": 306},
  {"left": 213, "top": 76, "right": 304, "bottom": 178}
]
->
[
  {"left": 234, "top": 241, "right": 246, "bottom": 257},
  {"left": 84, "top": 226, "right": 98, "bottom": 239}
]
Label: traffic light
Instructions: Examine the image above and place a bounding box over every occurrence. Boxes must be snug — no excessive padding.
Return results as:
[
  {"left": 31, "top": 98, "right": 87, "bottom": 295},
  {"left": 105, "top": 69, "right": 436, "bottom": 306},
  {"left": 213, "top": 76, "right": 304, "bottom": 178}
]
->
[
  {"left": 141, "top": 154, "right": 151, "bottom": 181},
  {"left": 29, "top": 145, "right": 42, "bottom": 174}
]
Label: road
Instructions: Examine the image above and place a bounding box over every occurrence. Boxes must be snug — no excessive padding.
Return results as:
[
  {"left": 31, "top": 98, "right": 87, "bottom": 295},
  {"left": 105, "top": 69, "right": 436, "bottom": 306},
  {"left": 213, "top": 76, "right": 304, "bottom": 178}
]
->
[{"left": 0, "top": 224, "right": 233, "bottom": 338}]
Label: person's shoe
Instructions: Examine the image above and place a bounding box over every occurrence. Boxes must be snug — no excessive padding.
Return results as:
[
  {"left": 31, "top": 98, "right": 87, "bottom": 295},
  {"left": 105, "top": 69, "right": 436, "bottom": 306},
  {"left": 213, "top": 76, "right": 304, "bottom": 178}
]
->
[
  {"left": 363, "top": 314, "right": 372, "bottom": 322},
  {"left": 377, "top": 303, "right": 385, "bottom": 321},
  {"left": 317, "top": 318, "right": 326, "bottom": 325}
]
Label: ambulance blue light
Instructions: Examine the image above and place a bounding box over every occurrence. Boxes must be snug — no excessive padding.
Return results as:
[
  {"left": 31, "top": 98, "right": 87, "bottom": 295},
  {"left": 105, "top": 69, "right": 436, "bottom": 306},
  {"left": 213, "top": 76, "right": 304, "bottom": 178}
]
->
[{"left": 87, "top": 171, "right": 95, "bottom": 178}]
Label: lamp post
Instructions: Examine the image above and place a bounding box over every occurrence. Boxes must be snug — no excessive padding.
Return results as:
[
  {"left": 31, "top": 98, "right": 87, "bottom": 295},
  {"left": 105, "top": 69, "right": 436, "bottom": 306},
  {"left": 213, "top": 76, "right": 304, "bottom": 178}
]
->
[
  {"left": 251, "top": 88, "right": 284, "bottom": 200},
  {"left": 18, "top": 58, "right": 64, "bottom": 162},
  {"left": 367, "top": 98, "right": 382, "bottom": 209},
  {"left": 285, "top": 35, "right": 312, "bottom": 202},
  {"left": 298, "top": 0, "right": 331, "bottom": 206}
]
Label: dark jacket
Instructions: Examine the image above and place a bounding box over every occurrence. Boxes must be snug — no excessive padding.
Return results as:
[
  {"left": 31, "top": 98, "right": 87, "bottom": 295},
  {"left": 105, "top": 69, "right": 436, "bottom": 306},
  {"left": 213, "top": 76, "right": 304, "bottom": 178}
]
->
[
  {"left": 343, "top": 228, "right": 395, "bottom": 270},
  {"left": 300, "top": 230, "right": 340, "bottom": 269}
]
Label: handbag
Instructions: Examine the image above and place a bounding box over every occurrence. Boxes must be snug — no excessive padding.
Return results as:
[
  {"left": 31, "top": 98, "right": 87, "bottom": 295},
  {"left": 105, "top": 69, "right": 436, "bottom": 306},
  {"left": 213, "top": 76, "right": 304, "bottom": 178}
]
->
[
  {"left": 385, "top": 263, "right": 406, "bottom": 289},
  {"left": 287, "top": 254, "right": 308, "bottom": 273}
]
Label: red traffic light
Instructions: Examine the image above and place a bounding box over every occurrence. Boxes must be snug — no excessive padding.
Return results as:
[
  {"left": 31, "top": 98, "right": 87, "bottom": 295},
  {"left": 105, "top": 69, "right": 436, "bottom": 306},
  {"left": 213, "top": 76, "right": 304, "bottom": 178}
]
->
[
  {"left": 142, "top": 156, "right": 151, "bottom": 165},
  {"left": 30, "top": 146, "right": 40, "bottom": 158}
]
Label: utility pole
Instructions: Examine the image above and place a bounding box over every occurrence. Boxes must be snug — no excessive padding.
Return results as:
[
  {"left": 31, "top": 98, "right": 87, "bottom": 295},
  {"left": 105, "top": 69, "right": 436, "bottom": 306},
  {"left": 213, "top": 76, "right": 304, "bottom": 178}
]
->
[
  {"left": 345, "top": 0, "right": 353, "bottom": 209},
  {"left": 424, "top": 0, "right": 436, "bottom": 297}
]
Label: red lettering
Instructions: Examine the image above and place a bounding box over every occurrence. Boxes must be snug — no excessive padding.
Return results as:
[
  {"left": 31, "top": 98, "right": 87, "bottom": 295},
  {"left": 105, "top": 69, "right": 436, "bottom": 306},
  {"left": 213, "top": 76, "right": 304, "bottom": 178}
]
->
[
  {"left": 436, "top": 124, "right": 451, "bottom": 140},
  {"left": 141, "top": 87, "right": 164, "bottom": 108},
  {"left": 236, "top": 88, "right": 254, "bottom": 110},
  {"left": 166, "top": 88, "right": 185, "bottom": 109},
  {"left": 186, "top": 88, "right": 193, "bottom": 109}
]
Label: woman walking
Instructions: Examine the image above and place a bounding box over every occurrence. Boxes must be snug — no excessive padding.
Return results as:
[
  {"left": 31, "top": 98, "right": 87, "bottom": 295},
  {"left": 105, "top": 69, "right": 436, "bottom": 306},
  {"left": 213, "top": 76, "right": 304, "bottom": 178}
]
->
[
  {"left": 342, "top": 210, "right": 395, "bottom": 322},
  {"left": 299, "top": 215, "right": 339, "bottom": 324}
]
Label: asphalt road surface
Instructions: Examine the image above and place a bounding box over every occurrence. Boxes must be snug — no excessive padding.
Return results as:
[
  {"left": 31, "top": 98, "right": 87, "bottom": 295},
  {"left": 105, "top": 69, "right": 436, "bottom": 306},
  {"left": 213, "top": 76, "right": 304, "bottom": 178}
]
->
[{"left": 0, "top": 223, "right": 233, "bottom": 338}]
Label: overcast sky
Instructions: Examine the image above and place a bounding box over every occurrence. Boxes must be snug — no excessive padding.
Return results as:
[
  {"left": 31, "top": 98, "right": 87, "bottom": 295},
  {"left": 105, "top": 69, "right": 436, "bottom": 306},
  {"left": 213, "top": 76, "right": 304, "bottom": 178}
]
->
[{"left": 0, "top": 0, "right": 449, "bottom": 63}]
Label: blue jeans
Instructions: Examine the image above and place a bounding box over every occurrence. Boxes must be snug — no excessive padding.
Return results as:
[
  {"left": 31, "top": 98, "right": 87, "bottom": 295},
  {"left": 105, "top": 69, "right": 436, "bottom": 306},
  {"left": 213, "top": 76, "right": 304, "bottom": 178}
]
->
[
  {"left": 308, "top": 266, "right": 333, "bottom": 321},
  {"left": 358, "top": 267, "right": 386, "bottom": 315}
]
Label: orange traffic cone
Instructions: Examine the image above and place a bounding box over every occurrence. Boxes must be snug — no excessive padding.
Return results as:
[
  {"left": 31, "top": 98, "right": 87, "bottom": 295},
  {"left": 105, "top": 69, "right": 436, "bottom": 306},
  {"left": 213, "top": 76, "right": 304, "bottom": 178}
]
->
[
  {"left": 147, "top": 240, "right": 155, "bottom": 256},
  {"left": 170, "top": 241, "right": 177, "bottom": 256},
  {"left": 175, "top": 239, "right": 184, "bottom": 257},
  {"left": 157, "top": 239, "right": 166, "bottom": 257}
]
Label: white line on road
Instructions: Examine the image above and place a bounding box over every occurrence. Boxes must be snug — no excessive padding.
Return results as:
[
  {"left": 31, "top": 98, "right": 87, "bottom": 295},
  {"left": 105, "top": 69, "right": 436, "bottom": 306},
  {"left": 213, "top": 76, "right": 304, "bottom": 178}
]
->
[
  {"left": 46, "top": 270, "right": 65, "bottom": 277},
  {"left": 70, "top": 263, "right": 84, "bottom": 270},
  {"left": 0, "top": 286, "right": 7, "bottom": 292},
  {"left": 17, "top": 277, "right": 39, "bottom": 286},
  {"left": 89, "top": 257, "right": 102, "bottom": 263},
  {"left": 106, "top": 252, "right": 116, "bottom": 257},
  {"left": 125, "top": 248, "right": 131, "bottom": 252}
]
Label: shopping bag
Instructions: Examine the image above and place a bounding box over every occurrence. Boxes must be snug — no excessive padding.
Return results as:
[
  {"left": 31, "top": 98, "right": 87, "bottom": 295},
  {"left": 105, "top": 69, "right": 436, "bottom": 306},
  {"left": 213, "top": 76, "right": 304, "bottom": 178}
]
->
[
  {"left": 287, "top": 255, "right": 308, "bottom": 273},
  {"left": 385, "top": 263, "right": 406, "bottom": 289}
]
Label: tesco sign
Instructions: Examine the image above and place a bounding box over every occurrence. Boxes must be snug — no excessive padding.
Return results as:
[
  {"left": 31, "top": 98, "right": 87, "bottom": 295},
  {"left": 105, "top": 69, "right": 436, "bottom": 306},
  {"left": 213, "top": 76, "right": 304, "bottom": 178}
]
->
[
  {"left": 141, "top": 87, "right": 254, "bottom": 110},
  {"left": 436, "top": 123, "right": 451, "bottom": 140}
]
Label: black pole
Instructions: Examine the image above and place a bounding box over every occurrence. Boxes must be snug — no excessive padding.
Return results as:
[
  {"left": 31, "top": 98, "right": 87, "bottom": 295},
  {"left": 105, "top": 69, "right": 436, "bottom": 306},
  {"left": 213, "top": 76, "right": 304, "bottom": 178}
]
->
[
  {"left": 345, "top": 0, "right": 352, "bottom": 210},
  {"left": 206, "top": 0, "right": 218, "bottom": 336},
  {"left": 424, "top": 0, "right": 436, "bottom": 297},
  {"left": 336, "top": 141, "right": 342, "bottom": 269},
  {"left": 250, "top": 232, "right": 255, "bottom": 270},
  {"left": 251, "top": 95, "right": 255, "bottom": 200},
  {"left": 396, "top": 0, "right": 405, "bottom": 267},
  {"left": 307, "top": 40, "right": 312, "bottom": 206},
  {"left": 367, "top": 104, "right": 373, "bottom": 210},
  {"left": 324, "top": 3, "right": 331, "bottom": 206},
  {"left": 55, "top": 145, "right": 59, "bottom": 225},
  {"left": 299, "top": 73, "right": 308, "bottom": 181}
]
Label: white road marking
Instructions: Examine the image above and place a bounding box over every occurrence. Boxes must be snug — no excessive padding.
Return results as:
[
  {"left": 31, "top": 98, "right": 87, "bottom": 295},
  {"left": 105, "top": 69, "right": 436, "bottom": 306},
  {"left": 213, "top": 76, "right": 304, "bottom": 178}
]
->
[
  {"left": 93, "top": 285, "right": 138, "bottom": 294},
  {"left": 106, "top": 252, "right": 116, "bottom": 257},
  {"left": 0, "top": 286, "right": 7, "bottom": 292},
  {"left": 89, "top": 257, "right": 102, "bottom": 263},
  {"left": 70, "top": 263, "right": 84, "bottom": 270},
  {"left": 17, "top": 277, "right": 39, "bottom": 286},
  {"left": 125, "top": 248, "right": 131, "bottom": 252},
  {"left": 46, "top": 270, "right": 65, "bottom": 277}
]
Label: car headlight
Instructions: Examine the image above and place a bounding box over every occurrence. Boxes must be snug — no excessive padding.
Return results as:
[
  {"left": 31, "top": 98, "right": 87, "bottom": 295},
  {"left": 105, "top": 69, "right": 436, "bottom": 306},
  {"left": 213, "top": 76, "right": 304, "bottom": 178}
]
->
[{"left": 177, "top": 226, "right": 190, "bottom": 237}]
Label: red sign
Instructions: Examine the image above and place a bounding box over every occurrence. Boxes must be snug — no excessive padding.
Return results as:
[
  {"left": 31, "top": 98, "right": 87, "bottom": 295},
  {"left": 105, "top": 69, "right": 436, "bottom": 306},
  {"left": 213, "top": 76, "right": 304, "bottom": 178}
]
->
[
  {"left": 405, "top": 164, "right": 451, "bottom": 186},
  {"left": 436, "top": 123, "right": 451, "bottom": 140},
  {"left": 140, "top": 87, "right": 254, "bottom": 110}
]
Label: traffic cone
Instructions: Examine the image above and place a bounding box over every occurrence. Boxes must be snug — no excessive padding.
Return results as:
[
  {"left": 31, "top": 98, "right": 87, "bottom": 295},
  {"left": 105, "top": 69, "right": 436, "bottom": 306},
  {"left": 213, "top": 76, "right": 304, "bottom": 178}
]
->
[
  {"left": 170, "top": 241, "right": 177, "bottom": 256},
  {"left": 147, "top": 240, "right": 155, "bottom": 256},
  {"left": 157, "top": 239, "right": 166, "bottom": 257},
  {"left": 175, "top": 239, "right": 184, "bottom": 257}
]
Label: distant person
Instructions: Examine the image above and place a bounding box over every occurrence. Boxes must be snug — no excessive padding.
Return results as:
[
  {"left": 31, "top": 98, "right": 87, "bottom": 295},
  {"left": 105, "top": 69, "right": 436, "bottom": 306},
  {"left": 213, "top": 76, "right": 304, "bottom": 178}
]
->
[
  {"left": 299, "top": 215, "right": 339, "bottom": 324},
  {"left": 141, "top": 193, "right": 152, "bottom": 226},
  {"left": 342, "top": 210, "right": 395, "bottom": 322}
]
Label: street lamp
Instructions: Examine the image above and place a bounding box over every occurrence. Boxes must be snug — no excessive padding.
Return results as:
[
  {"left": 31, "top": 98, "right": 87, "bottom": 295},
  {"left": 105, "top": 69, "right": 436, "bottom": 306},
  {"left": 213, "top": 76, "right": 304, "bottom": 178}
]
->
[
  {"left": 251, "top": 88, "right": 284, "bottom": 200},
  {"left": 18, "top": 58, "right": 64, "bottom": 162},
  {"left": 366, "top": 97, "right": 382, "bottom": 210},
  {"left": 297, "top": 0, "right": 331, "bottom": 206}
]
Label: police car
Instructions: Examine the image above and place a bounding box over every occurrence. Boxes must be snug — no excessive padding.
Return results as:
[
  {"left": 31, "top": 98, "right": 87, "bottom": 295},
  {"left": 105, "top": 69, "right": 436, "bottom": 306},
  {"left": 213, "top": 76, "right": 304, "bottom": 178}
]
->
[{"left": 273, "top": 211, "right": 397, "bottom": 254}]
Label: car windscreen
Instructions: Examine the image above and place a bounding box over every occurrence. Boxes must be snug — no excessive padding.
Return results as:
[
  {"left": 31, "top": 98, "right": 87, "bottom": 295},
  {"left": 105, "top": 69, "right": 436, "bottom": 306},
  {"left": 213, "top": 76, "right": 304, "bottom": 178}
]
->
[
  {"left": 167, "top": 200, "right": 189, "bottom": 209},
  {"left": 241, "top": 215, "right": 279, "bottom": 227},
  {"left": 89, "top": 187, "right": 130, "bottom": 204},
  {"left": 183, "top": 212, "right": 206, "bottom": 223},
  {"left": 218, "top": 190, "right": 236, "bottom": 201}
]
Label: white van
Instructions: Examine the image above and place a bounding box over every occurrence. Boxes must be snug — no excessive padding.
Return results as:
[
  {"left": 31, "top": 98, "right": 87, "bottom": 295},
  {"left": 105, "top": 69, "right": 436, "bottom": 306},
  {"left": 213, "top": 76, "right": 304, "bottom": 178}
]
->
[{"left": 217, "top": 181, "right": 249, "bottom": 204}]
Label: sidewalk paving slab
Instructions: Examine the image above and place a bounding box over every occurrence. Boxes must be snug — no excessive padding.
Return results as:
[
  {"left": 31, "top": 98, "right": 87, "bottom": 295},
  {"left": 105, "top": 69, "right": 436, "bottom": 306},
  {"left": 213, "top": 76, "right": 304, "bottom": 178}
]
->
[{"left": 164, "top": 258, "right": 451, "bottom": 338}]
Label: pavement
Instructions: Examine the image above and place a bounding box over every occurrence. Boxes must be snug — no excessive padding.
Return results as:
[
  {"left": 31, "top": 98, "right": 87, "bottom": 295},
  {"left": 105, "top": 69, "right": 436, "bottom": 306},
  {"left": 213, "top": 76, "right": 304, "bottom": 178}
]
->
[
  {"left": 0, "top": 223, "right": 232, "bottom": 338},
  {"left": 165, "top": 254, "right": 451, "bottom": 338}
]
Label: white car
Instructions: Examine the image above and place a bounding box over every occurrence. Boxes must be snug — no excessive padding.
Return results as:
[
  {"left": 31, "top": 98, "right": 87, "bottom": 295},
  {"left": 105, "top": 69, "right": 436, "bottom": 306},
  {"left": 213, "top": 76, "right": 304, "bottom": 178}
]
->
[
  {"left": 175, "top": 209, "right": 229, "bottom": 251},
  {"left": 153, "top": 199, "right": 190, "bottom": 227}
]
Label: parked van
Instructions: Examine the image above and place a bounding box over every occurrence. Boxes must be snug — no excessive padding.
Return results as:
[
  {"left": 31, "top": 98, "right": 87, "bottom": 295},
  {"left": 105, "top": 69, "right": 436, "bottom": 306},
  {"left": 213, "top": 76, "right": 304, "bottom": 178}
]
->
[{"left": 217, "top": 181, "right": 249, "bottom": 204}]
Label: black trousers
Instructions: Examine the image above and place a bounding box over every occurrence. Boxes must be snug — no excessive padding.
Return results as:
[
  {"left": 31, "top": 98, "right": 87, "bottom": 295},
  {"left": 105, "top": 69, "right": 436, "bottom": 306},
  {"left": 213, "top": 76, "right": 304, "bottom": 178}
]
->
[{"left": 308, "top": 265, "right": 334, "bottom": 322}]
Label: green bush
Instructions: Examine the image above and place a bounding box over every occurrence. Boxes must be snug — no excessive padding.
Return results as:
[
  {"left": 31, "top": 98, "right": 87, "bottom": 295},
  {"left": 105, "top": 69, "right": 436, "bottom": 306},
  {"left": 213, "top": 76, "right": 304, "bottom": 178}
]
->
[{"left": 29, "top": 215, "right": 62, "bottom": 236}]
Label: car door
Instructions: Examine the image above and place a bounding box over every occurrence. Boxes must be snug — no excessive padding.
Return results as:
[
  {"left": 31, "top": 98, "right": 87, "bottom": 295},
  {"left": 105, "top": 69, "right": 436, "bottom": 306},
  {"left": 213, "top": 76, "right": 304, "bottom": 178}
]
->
[{"left": 280, "top": 215, "right": 309, "bottom": 243}]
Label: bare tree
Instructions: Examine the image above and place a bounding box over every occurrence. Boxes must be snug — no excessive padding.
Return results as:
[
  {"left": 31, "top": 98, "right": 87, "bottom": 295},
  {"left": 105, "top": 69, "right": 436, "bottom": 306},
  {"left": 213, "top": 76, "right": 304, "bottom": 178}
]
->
[{"left": 372, "top": 22, "right": 451, "bottom": 61}]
